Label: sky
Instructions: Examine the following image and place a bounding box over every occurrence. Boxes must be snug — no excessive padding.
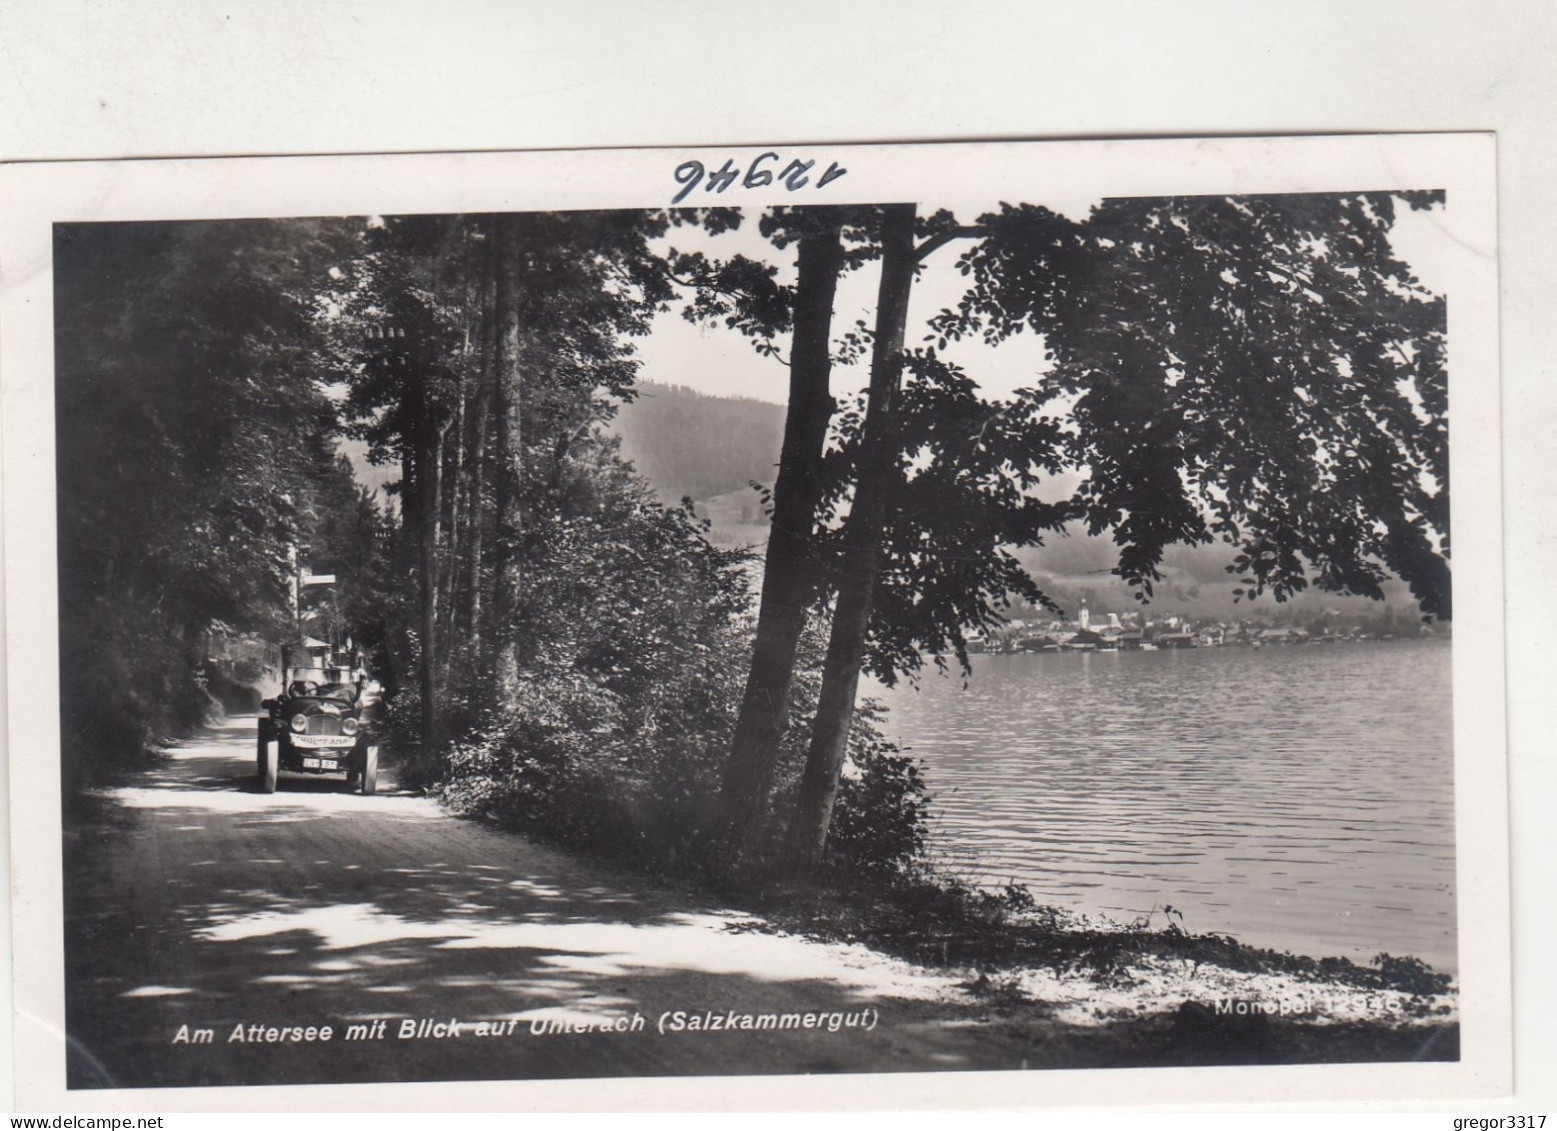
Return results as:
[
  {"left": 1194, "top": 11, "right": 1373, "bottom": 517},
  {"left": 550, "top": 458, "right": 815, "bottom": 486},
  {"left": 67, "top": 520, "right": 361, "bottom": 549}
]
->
[{"left": 633, "top": 195, "right": 1096, "bottom": 406}]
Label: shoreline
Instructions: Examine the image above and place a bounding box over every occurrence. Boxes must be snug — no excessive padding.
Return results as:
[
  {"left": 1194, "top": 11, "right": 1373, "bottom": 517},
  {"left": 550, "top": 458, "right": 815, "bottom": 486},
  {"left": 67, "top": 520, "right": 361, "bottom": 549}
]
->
[
  {"left": 439, "top": 789, "right": 1462, "bottom": 1068},
  {"left": 736, "top": 877, "right": 1459, "bottom": 1067}
]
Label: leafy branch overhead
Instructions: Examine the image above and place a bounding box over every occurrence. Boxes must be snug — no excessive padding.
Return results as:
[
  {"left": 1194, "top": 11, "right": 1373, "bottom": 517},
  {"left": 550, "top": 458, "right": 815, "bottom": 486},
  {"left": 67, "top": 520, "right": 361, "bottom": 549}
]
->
[
  {"left": 930, "top": 192, "right": 1450, "bottom": 619},
  {"left": 820, "top": 348, "right": 1075, "bottom": 685}
]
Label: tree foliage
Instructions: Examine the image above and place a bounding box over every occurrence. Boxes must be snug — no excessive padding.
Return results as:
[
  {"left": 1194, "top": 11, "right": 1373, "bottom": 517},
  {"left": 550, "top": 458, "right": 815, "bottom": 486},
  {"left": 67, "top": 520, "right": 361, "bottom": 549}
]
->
[
  {"left": 53, "top": 218, "right": 383, "bottom": 783},
  {"left": 824, "top": 349, "right": 1075, "bottom": 683},
  {"left": 933, "top": 192, "right": 1450, "bottom": 618}
]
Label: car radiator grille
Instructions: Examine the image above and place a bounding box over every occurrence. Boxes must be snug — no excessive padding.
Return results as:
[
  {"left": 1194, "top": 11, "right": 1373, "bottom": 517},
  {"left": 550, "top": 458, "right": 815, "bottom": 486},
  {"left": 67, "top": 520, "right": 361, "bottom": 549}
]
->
[{"left": 306, "top": 716, "right": 343, "bottom": 736}]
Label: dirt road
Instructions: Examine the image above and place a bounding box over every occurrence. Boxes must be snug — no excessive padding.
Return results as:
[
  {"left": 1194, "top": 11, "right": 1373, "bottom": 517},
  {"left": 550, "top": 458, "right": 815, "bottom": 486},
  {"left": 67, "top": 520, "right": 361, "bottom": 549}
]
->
[{"left": 64, "top": 717, "right": 1048, "bottom": 1090}]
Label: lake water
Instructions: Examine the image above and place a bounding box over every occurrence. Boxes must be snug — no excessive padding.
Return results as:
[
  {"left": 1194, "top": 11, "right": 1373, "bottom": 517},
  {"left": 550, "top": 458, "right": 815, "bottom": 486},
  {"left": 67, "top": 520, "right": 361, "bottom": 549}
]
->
[{"left": 868, "top": 639, "right": 1458, "bottom": 974}]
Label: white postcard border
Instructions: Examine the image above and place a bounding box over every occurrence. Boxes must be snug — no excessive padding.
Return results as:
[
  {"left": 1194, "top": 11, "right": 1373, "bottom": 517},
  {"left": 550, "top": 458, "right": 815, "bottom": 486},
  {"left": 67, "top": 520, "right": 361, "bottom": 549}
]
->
[{"left": 1, "top": 133, "right": 1508, "bottom": 1111}]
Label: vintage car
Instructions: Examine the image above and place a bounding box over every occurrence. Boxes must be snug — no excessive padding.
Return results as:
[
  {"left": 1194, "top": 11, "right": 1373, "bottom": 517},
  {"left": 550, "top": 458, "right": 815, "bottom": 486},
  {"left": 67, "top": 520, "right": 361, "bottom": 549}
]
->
[{"left": 257, "top": 656, "right": 379, "bottom": 794}]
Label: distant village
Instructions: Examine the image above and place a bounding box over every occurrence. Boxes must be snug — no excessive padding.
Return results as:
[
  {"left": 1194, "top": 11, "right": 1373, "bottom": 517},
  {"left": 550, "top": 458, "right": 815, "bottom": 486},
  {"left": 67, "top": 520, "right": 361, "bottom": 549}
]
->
[{"left": 967, "top": 601, "right": 1450, "bottom": 654}]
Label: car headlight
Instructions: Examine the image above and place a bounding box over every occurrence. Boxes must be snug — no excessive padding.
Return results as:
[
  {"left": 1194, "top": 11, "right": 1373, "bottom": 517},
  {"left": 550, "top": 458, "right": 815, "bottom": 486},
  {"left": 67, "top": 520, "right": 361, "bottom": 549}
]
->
[
  {"left": 341, "top": 717, "right": 360, "bottom": 736},
  {"left": 290, "top": 713, "right": 308, "bottom": 733}
]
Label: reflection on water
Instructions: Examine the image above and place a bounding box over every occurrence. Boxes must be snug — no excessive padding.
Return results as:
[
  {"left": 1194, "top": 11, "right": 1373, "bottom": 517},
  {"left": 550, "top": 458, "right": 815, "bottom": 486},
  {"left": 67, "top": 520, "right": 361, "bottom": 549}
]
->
[{"left": 868, "top": 639, "right": 1457, "bottom": 973}]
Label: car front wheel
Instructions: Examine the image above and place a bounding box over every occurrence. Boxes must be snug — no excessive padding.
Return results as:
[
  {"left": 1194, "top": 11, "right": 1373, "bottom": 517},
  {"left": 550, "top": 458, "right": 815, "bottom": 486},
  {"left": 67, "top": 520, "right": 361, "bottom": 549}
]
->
[
  {"left": 259, "top": 739, "right": 278, "bottom": 794},
  {"left": 361, "top": 745, "right": 378, "bottom": 795},
  {"left": 256, "top": 719, "right": 269, "bottom": 779}
]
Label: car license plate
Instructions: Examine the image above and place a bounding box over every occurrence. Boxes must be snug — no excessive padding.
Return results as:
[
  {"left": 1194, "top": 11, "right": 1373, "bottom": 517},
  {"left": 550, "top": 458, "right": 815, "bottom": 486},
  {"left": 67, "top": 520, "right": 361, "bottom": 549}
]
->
[
  {"left": 294, "top": 735, "right": 354, "bottom": 748},
  {"left": 303, "top": 757, "right": 328, "bottom": 769}
]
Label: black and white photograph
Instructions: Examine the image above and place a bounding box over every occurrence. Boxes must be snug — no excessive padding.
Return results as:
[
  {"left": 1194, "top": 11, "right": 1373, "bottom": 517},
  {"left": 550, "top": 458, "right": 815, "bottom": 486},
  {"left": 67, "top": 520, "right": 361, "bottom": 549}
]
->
[{"left": 2, "top": 136, "right": 1507, "bottom": 1110}]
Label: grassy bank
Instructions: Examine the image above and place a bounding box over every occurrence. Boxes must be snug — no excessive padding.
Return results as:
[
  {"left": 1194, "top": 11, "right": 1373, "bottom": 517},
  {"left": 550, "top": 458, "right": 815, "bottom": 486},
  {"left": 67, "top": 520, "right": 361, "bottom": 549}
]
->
[{"left": 737, "top": 873, "right": 1459, "bottom": 1066}]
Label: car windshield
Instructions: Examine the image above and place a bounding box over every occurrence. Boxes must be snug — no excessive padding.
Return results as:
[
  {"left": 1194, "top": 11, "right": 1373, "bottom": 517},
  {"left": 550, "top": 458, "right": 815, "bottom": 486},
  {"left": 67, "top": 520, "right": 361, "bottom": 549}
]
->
[{"left": 285, "top": 667, "right": 359, "bottom": 703}]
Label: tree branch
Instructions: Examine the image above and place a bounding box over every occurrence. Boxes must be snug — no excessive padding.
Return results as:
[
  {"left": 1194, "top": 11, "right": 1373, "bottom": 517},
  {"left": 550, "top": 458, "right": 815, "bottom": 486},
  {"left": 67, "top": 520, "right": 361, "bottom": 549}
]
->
[
  {"left": 665, "top": 267, "right": 724, "bottom": 292},
  {"left": 914, "top": 226, "right": 988, "bottom": 263}
]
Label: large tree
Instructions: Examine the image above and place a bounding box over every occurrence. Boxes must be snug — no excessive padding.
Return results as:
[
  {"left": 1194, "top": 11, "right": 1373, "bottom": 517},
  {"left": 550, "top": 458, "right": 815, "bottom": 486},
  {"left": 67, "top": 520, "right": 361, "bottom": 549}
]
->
[
  {"left": 343, "top": 215, "right": 471, "bottom": 743},
  {"left": 711, "top": 205, "right": 1075, "bottom": 869},
  {"left": 333, "top": 209, "right": 680, "bottom": 746},
  {"left": 713, "top": 207, "right": 848, "bottom": 860},
  {"left": 787, "top": 204, "right": 919, "bottom": 866}
]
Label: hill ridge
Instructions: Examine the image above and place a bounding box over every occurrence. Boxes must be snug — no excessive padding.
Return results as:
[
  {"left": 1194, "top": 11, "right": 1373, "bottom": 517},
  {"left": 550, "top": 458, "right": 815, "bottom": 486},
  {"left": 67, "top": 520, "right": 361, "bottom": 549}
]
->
[{"left": 610, "top": 380, "right": 786, "bottom": 503}]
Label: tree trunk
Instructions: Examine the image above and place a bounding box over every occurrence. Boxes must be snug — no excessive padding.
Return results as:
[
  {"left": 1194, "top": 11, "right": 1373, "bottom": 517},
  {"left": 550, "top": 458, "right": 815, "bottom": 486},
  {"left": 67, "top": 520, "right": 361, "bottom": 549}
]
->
[
  {"left": 441, "top": 318, "right": 469, "bottom": 650},
  {"left": 417, "top": 410, "right": 444, "bottom": 749},
  {"left": 391, "top": 427, "right": 420, "bottom": 690},
  {"left": 464, "top": 235, "right": 499, "bottom": 657},
  {"left": 789, "top": 203, "right": 918, "bottom": 871},
  {"left": 489, "top": 214, "right": 527, "bottom": 700},
  {"left": 714, "top": 208, "right": 847, "bottom": 866}
]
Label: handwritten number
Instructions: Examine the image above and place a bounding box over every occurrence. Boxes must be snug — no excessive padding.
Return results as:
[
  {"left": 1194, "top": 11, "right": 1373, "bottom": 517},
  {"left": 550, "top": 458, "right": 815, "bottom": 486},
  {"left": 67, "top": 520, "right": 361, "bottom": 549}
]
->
[
  {"left": 779, "top": 159, "right": 814, "bottom": 191},
  {"left": 671, "top": 161, "right": 704, "bottom": 205},
  {"left": 671, "top": 154, "right": 847, "bottom": 202},
  {"left": 743, "top": 152, "right": 779, "bottom": 189},
  {"left": 706, "top": 159, "right": 739, "bottom": 194}
]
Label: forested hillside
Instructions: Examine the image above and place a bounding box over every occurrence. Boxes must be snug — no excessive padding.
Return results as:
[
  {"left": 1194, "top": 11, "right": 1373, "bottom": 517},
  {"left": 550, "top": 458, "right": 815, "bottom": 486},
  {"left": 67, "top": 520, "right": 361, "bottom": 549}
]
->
[{"left": 610, "top": 382, "right": 784, "bottom": 502}]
